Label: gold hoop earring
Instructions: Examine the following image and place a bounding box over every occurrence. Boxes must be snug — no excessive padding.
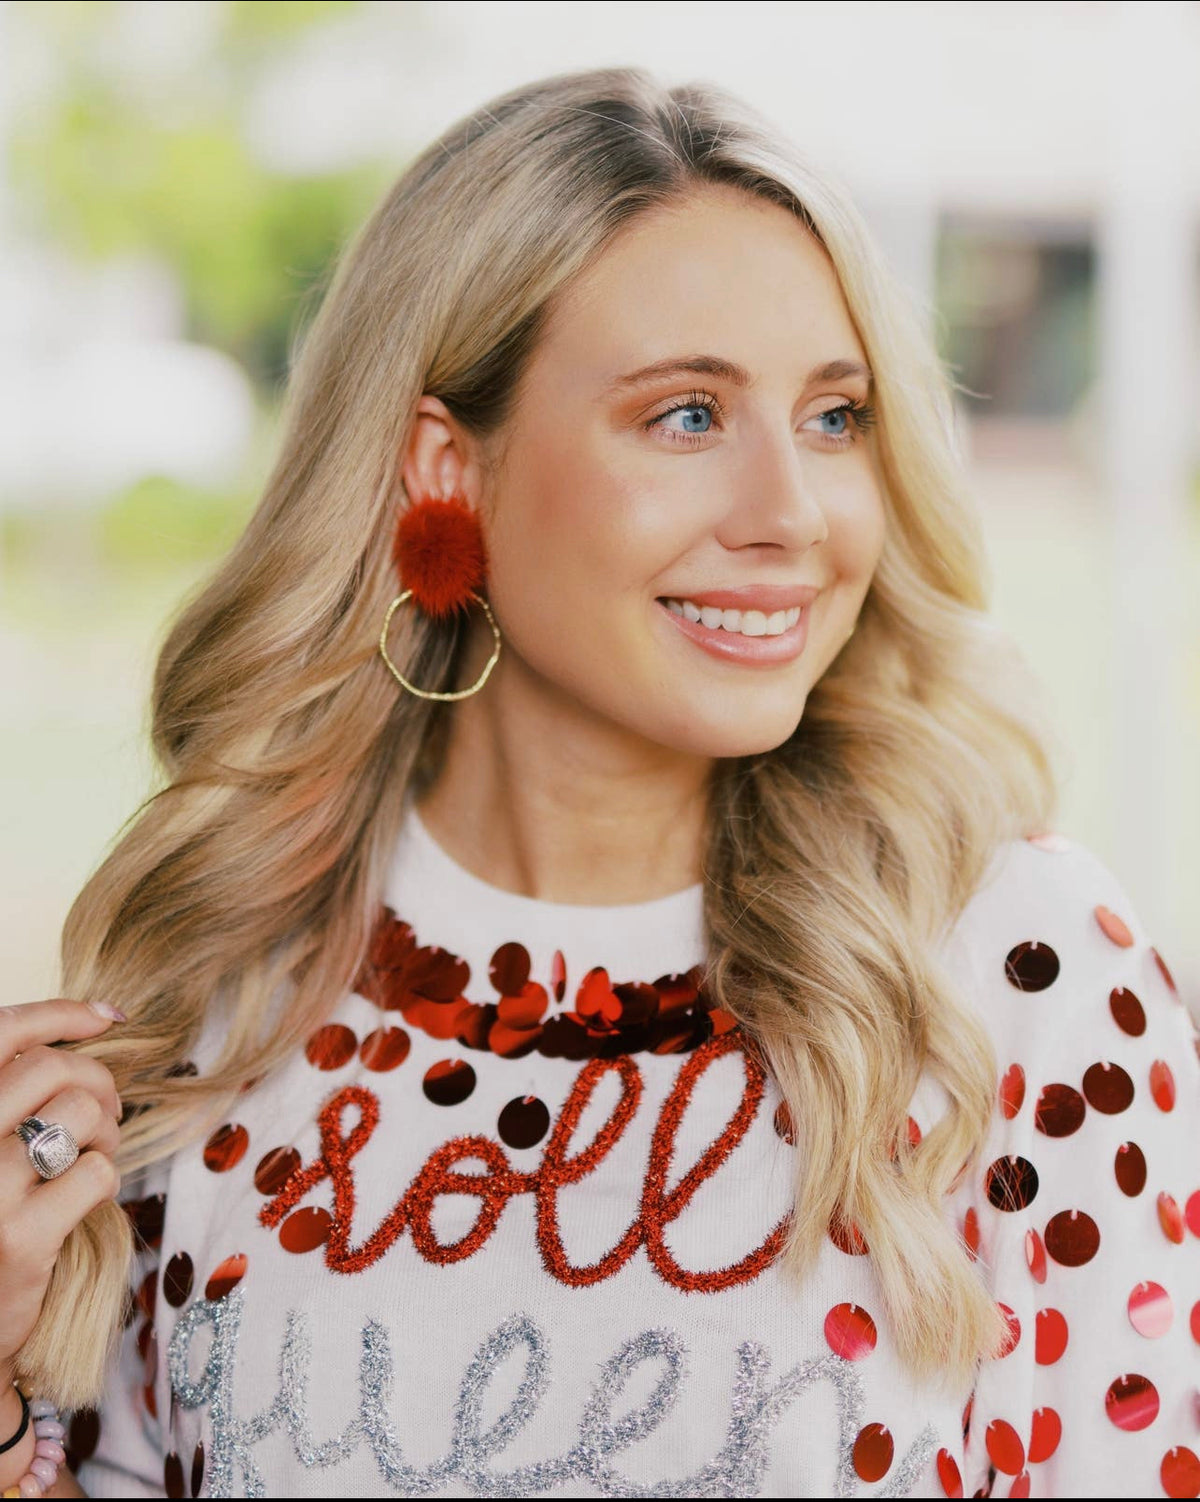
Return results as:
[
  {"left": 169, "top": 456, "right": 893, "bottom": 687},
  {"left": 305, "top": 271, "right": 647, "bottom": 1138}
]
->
[{"left": 379, "top": 588, "right": 502, "bottom": 701}]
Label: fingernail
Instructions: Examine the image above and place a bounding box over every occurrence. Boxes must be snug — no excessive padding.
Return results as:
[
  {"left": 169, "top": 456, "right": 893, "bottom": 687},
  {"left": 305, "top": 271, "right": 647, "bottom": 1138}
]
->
[{"left": 88, "top": 1000, "right": 127, "bottom": 1022}]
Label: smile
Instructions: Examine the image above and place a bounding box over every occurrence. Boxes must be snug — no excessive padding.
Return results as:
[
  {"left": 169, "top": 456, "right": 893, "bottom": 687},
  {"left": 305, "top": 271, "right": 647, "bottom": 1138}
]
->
[{"left": 654, "top": 596, "right": 813, "bottom": 666}]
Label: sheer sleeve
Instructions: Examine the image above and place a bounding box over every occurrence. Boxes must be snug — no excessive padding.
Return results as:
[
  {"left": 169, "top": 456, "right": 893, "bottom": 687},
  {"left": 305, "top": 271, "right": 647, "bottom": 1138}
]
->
[
  {"left": 949, "top": 837, "right": 1200, "bottom": 1498},
  {"left": 67, "top": 1161, "right": 171, "bottom": 1499}
]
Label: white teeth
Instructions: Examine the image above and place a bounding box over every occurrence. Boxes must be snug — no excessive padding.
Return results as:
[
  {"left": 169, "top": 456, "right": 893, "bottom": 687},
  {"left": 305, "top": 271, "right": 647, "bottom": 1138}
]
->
[{"left": 662, "top": 599, "right": 805, "bottom": 636}]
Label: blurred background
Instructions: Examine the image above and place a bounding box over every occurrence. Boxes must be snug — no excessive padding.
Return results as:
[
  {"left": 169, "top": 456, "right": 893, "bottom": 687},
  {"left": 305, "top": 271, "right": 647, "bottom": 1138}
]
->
[{"left": 2, "top": 1, "right": 1198, "bottom": 1022}]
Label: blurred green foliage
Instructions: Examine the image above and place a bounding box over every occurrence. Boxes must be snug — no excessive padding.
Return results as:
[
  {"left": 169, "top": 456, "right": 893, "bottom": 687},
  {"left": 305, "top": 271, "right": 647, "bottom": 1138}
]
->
[
  {"left": 5, "top": 0, "right": 408, "bottom": 581},
  {"left": 10, "top": 0, "right": 391, "bottom": 393}
]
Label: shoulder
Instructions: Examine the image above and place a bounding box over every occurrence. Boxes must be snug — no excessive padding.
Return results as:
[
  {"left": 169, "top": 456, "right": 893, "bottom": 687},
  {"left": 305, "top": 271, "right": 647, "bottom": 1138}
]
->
[{"left": 938, "top": 831, "right": 1191, "bottom": 1062}]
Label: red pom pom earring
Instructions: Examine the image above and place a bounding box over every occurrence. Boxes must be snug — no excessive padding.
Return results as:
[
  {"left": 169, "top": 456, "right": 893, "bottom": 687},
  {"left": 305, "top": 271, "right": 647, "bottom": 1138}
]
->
[{"left": 378, "top": 490, "right": 502, "bottom": 700}]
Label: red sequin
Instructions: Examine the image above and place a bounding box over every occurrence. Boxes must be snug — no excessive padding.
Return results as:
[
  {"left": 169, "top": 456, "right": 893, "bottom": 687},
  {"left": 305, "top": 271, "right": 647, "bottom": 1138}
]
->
[
  {"left": 1128, "top": 1280, "right": 1173, "bottom": 1338},
  {"left": 985, "top": 1156, "right": 1039, "bottom": 1212},
  {"left": 1044, "top": 1209, "right": 1100, "bottom": 1266},
  {"left": 1008, "top": 1471, "right": 1031, "bottom": 1497},
  {"left": 359, "top": 1026, "right": 411, "bottom": 1071},
  {"left": 1190, "top": 1301, "right": 1200, "bottom": 1344},
  {"left": 305, "top": 1024, "right": 357, "bottom": 1071},
  {"left": 1034, "top": 1083, "right": 1086, "bottom": 1137},
  {"left": 997, "top": 1303, "right": 1021, "bottom": 1356},
  {"left": 1035, "top": 1307, "right": 1069, "bottom": 1364},
  {"left": 1114, "top": 1141, "right": 1147, "bottom": 1196},
  {"left": 204, "top": 1253, "right": 247, "bottom": 1301},
  {"left": 1105, "top": 1373, "right": 1159, "bottom": 1430},
  {"left": 937, "top": 1447, "right": 964, "bottom": 1497},
  {"left": 1150, "top": 1059, "right": 1177, "bottom": 1111},
  {"left": 985, "top": 1419, "right": 1025, "bottom": 1475},
  {"left": 823, "top": 1302, "right": 877, "bottom": 1360},
  {"left": 998, "top": 1065, "right": 1025, "bottom": 1119},
  {"left": 1095, "top": 904, "right": 1134, "bottom": 946},
  {"left": 254, "top": 1147, "right": 301, "bottom": 1196},
  {"left": 202, "top": 1123, "right": 249, "bottom": 1173},
  {"left": 162, "top": 1252, "right": 193, "bottom": 1308},
  {"left": 422, "top": 1058, "right": 477, "bottom": 1106},
  {"left": 1082, "top": 1060, "right": 1134, "bottom": 1114},
  {"left": 1109, "top": 986, "right": 1146, "bottom": 1035},
  {"left": 852, "top": 1423, "right": 893, "bottom": 1482},
  {"left": 1024, "top": 1228, "right": 1047, "bottom": 1284},
  {"left": 1157, "top": 1192, "right": 1185, "bottom": 1244},
  {"left": 1004, "top": 941, "right": 1060, "bottom": 991},
  {"left": 963, "top": 1206, "right": 981, "bottom": 1260},
  {"left": 1187, "top": 1190, "right": 1200, "bottom": 1238},
  {"left": 1162, "top": 1447, "right": 1200, "bottom": 1499},
  {"left": 1028, "top": 1406, "right": 1061, "bottom": 1463},
  {"left": 279, "top": 1206, "right": 333, "bottom": 1253},
  {"left": 829, "top": 1213, "right": 869, "bottom": 1256}
]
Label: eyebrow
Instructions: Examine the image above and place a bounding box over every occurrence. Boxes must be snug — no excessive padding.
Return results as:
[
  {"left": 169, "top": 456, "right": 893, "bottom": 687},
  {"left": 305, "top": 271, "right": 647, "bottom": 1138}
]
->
[{"left": 603, "top": 354, "right": 874, "bottom": 395}]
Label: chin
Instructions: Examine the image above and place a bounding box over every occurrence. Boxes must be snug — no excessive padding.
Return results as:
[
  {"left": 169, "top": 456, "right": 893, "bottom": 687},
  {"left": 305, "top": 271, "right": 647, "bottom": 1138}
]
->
[{"left": 649, "top": 704, "right": 806, "bottom": 761}]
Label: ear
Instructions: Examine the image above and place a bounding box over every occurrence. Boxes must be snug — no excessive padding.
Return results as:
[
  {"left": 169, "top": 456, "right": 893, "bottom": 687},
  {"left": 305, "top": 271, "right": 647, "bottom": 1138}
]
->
[{"left": 400, "top": 395, "right": 480, "bottom": 511}]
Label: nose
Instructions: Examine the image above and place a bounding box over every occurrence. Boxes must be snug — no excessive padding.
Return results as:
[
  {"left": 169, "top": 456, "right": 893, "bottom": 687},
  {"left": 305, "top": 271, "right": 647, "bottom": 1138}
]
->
[{"left": 713, "top": 435, "right": 830, "bottom": 554}]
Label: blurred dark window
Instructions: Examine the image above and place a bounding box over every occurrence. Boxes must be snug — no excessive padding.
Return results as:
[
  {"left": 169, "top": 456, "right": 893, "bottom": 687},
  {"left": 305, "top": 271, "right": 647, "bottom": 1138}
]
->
[{"left": 934, "top": 216, "right": 1096, "bottom": 421}]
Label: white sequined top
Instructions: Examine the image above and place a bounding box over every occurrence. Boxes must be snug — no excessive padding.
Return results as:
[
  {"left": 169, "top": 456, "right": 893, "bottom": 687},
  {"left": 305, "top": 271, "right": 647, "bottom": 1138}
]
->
[{"left": 72, "top": 802, "right": 1200, "bottom": 1499}]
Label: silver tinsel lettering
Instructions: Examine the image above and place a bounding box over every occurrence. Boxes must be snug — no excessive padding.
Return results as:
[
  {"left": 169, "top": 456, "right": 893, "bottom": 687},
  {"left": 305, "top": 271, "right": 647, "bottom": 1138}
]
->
[{"left": 166, "top": 1296, "right": 938, "bottom": 1497}]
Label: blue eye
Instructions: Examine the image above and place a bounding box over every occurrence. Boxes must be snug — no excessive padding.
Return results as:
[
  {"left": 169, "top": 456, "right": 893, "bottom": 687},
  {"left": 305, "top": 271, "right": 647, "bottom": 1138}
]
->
[
  {"left": 818, "top": 407, "right": 850, "bottom": 436},
  {"left": 667, "top": 405, "right": 713, "bottom": 435}
]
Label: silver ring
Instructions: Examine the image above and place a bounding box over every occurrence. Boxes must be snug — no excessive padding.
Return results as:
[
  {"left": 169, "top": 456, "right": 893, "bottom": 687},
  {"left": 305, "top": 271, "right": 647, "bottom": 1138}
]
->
[{"left": 14, "top": 1115, "right": 80, "bottom": 1180}]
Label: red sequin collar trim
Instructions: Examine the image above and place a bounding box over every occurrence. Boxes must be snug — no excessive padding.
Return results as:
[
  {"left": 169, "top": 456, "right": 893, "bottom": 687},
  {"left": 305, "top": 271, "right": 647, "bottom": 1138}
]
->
[{"left": 351, "top": 905, "right": 738, "bottom": 1061}]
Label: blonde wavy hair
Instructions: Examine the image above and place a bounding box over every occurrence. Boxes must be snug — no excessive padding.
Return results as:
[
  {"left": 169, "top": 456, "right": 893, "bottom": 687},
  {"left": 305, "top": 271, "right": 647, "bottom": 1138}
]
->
[{"left": 22, "top": 65, "right": 1062, "bottom": 1408}]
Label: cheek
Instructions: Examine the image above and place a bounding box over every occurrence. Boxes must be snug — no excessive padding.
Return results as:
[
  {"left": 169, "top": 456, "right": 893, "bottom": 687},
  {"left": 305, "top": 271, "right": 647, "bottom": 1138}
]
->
[{"left": 827, "top": 467, "right": 887, "bottom": 580}]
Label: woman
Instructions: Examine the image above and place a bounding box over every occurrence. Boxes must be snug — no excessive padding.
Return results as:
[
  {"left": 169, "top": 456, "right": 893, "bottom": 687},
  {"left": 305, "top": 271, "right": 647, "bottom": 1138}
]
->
[{"left": 1, "top": 65, "right": 1196, "bottom": 1500}]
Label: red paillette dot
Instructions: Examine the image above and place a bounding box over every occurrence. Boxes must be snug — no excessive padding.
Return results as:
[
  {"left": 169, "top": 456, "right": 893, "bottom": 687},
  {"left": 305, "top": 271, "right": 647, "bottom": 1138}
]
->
[
  {"left": 1028, "top": 1406, "right": 1062, "bottom": 1463},
  {"left": 550, "top": 948, "right": 567, "bottom": 1002},
  {"left": 936, "top": 1447, "right": 964, "bottom": 1497},
  {"left": 1008, "top": 1472, "right": 1031, "bottom": 1498},
  {"left": 823, "top": 1302, "right": 877, "bottom": 1360},
  {"left": 1186, "top": 1191, "right": 1200, "bottom": 1238},
  {"left": 164, "top": 1452, "right": 184, "bottom": 1498},
  {"left": 254, "top": 1146, "right": 301, "bottom": 1196},
  {"left": 1109, "top": 986, "right": 1146, "bottom": 1036},
  {"left": 852, "top": 1423, "right": 893, "bottom": 1482},
  {"left": 204, "top": 1253, "right": 246, "bottom": 1301},
  {"left": 1150, "top": 1060, "right": 1177, "bottom": 1112},
  {"left": 1158, "top": 1192, "right": 1185, "bottom": 1244},
  {"left": 1035, "top": 1307, "right": 1069, "bottom": 1364},
  {"left": 1152, "top": 947, "right": 1179, "bottom": 997},
  {"left": 907, "top": 1114, "right": 923, "bottom": 1146},
  {"left": 422, "top": 1057, "right": 476, "bottom": 1106},
  {"left": 359, "top": 1026, "right": 411, "bottom": 1072},
  {"left": 999, "top": 1064, "right": 1025, "bottom": 1119},
  {"left": 1095, "top": 904, "right": 1134, "bottom": 946},
  {"left": 774, "top": 1100, "right": 796, "bottom": 1144},
  {"left": 997, "top": 1304, "right": 1021, "bottom": 1356},
  {"left": 963, "top": 1206, "right": 981, "bottom": 1260},
  {"left": 1044, "top": 1208, "right": 1100, "bottom": 1266},
  {"left": 1105, "top": 1373, "right": 1159, "bottom": 1430},
  {"left": 1114, "top": 1141, "right": 1147, "bottom": 1196},
  {"left": 1128, "top": 1281, "right": 1173, "bottom": 1338},
  {"left": 1035, "top": 1082, "right": 1086, "bottom": 1137},
  {"left": 202, "top": 1123, "right": 248, "bottom": 1173},
  {"left": 279, "top": 1206, "right": 333, "bottom": 1254},
  {"left": 1161, "top": 1446, "right": 1200, "bottom": 1498},
  {"left": 1005, "top": 941, "right": 1060, "bottom": 991},
  {"left": 1191, "top": 1301, "right": 1200, "bottom": 1344},
  {"left": 162, "top": 1251, "right": 194, "bottom": 1308},
  {"left": 497, "top": 1095, "right": 550, "bottom": 1150},
  {"left": 191, "top": 1443, "right": 205, "bottom": 1497},
  {"left": 1025, "top": 1227, "right": 1047, "bottom": 1284},
  {"left": 985, "top": 1156, "right": 1039, "bottom": 1212},
  {"left": 986, "top": 1419, "right": 1025, "bottom": 1475},
  {"left": 1082, "top": 1060, "right": 1134, "bottom": 1114},
  {"left": 829, "top": 1214, "right": 869, "bottom": 1256},
  {"left": 305, "top": 1023, "right": 357, "bottom": 1070}
]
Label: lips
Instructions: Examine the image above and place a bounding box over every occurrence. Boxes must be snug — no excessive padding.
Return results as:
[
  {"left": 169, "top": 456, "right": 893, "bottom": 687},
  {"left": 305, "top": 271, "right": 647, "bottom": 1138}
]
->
[{"left": 656, "top": 583, "right": 821, "bottom": 614}]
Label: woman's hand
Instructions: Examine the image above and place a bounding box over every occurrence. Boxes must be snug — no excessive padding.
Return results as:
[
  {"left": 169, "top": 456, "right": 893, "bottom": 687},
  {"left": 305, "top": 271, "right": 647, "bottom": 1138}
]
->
[{"left": 0, "top": 999, "right": 125, "bottom": 1375}]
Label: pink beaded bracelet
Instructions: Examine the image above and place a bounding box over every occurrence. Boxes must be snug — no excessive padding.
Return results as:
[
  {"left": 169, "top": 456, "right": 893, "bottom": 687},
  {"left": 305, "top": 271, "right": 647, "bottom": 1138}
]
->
[{"left": 1, "top": 1393, "right": 65, "bottom": 1499}]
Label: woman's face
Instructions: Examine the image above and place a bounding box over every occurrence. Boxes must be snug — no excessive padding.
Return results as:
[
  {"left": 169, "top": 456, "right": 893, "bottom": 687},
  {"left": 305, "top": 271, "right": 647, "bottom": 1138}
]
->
[{"left": 475, "top": 185, "right": 886, "bottom": 759}]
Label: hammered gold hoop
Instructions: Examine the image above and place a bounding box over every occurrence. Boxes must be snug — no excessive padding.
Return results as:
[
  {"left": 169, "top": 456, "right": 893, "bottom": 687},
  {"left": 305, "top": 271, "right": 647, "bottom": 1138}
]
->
[{"left": 379, "top": 588, "right": 502, "bottom": 701}]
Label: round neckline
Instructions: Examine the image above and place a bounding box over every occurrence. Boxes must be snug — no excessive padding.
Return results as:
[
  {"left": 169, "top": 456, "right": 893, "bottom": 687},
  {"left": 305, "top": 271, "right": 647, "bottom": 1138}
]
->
[{"left": 406, "top": 797, "right": 706, "bottom": 921}]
